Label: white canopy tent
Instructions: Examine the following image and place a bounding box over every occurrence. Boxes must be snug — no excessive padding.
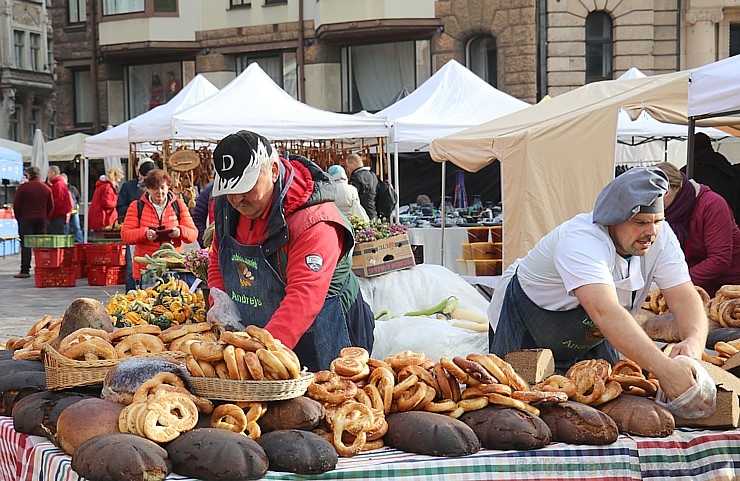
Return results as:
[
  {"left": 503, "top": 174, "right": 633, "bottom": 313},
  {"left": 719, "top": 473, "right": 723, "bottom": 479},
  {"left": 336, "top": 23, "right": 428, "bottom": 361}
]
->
[
  {"left": 429, "top": 66, "right": 740, "bottom": 267},
  {"left": 0, "top": 146, "right": 23, "bottom": 182},
  {"left": 0, "top": 139, "right": 32, "bottom": 163},
  {"left": 30, "top": 130, "right": 49, "bottom": 183},
  {"left": 172, "top": 63, "right": 389, "bottom": 142}
]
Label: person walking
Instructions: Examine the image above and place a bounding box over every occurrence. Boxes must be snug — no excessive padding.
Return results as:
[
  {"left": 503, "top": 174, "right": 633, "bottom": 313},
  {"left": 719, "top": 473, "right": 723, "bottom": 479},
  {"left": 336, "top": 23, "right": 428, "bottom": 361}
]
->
[
  {"left": 88, "top": 168, "right": 124, "bottom": 231},
  {"left": 13, "top": 166, "right": 53, "bottom": 278},
  {"left": 346, "top": 153, "right": 378, "bottom": 220},
  {"left": 46, "top": 166, "right": 72, "bottom": 234},
  {"left": 327, "top": 165, "right": 369, "bottom": 222}
]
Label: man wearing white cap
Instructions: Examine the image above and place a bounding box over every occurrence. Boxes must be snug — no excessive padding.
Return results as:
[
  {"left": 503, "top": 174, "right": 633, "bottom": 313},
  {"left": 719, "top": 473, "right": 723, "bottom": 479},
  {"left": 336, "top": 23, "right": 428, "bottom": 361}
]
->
[
  {"left": 207, "top": 130, "right": 375, "bottom": 372},
  {"left": 488, "top": 167, "right": 709, "bottom": 405}
]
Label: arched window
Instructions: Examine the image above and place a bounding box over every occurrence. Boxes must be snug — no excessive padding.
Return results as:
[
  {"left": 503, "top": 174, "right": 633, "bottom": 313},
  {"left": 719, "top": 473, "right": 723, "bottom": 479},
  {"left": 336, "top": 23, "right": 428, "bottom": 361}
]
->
[
  {"left": 467, "top": 36, "right": 497, "bottom": 87},
  {"left": 585, "top": 11, "right": 613, "bottom": 83}
]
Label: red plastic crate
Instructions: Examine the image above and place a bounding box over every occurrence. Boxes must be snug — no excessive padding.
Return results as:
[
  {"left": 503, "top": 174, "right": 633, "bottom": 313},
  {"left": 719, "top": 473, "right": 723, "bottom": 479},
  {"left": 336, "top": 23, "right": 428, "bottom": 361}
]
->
[
  {"left": 74, "top": 261, "right": 87, "bottom": 279},
  {"left": 74, "top": 243, "right": 92, "bottom": 263},
  {"left": 87, "top": 266, "right": 125, "bottom": 286},
  {"left": 32, "top": 247, "right": 74, "bottom": 268},
  {"left": 86, "top": 243, "right": 126, "bottom": 266},
  {"left": 34, "top": 267, "right": 76, "bottom": 288}
]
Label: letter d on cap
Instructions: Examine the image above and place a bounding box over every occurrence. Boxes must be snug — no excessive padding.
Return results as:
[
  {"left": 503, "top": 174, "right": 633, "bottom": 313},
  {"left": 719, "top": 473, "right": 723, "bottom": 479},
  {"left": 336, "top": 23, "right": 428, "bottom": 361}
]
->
[{"left": 221, "top": 154, "right": 235, "bottom": 171}]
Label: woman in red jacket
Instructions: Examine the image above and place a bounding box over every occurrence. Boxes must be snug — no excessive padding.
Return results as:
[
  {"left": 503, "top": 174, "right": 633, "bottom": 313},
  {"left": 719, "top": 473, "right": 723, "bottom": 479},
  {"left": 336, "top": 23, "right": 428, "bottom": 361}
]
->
[
  {"left": 88, "top": 168, "right": 124, "bottom": 230},
  {"left": 121, "top": 169, "right": 197, "bottom": 284}
]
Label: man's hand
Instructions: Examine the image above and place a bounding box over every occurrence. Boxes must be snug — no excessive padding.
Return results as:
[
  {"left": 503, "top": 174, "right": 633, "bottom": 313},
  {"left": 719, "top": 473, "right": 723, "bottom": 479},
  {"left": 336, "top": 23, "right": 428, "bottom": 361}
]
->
[
  {"left": 169, "top": 227, "right": 181, "bottom": 238},
  {"left": 660, "top": 282, "right": 708, "bottom": 361}
]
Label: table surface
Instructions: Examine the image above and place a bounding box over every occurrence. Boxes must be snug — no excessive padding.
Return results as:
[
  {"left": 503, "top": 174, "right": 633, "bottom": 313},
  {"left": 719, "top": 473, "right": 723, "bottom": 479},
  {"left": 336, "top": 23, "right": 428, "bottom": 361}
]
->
[
  {"left": 407, "top": 227, "right": 468, "bottom": 273},
  {"left": 2, "top": 416, "right": 739, "bottom": 481}
]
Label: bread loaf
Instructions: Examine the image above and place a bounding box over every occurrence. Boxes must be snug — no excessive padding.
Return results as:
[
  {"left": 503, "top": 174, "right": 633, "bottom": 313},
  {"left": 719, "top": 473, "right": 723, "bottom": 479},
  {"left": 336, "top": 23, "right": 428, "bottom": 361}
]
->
[
  {"left": 0, "top": 367, "right": 46, "bottom": 416},
  {"left": 598, "top": 394, "right": 675, "bottom": 437},
  {"left": 56, "top": 398, "right": 125, "bottom": 455},
  {"left": 12, "top": 391, "right": 91, "bottom": 438},
  {"left": 55, "top": 297, "right": 114, "bottom": 349},
  {"left": 257, "top": 429, "right": 338, "bottom": 474},
  {"left": 101, "top": 357, "right": 189, "bottom": 405},
  {"left": 460, "top": 404, "right": 551, "bottom": 450},
  {"left": 166, "top": 428, "right": 269, "bottom": 480},
  {"left": 71, "top": 432, "right": 171, "bottom": 481},
  {"left": 385, "top": 411, "right": 481, "bottom": 457},
  {"left": 258, "top": 396, "right": 325, "bottom": 433},
  {"left": 539, "top": 401, "right": 619, "bottom": 445}
]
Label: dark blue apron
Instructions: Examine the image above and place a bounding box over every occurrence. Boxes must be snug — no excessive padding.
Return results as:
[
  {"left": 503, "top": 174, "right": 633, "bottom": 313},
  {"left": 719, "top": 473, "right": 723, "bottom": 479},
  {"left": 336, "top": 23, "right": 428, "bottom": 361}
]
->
[
  {"left": 218, "top": 170, "right": 353, "bottom": 372},
  {"left": 491, "top": 271, "right": 620, "bottom": 373}
]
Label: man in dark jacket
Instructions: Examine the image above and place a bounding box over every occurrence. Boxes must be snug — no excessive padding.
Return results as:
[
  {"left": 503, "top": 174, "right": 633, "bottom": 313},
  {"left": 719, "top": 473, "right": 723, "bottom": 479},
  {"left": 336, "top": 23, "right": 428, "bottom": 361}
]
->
[
  {"left": 192, "top": 181, "right": 213, "bottom": 248},
  {"left": 13, "top": 166, "right": 53, "bottom": 278},
  {"left": 346, "top": 153, "right": 378, "bottom": 219},
  {"left": 207, "top": 131, "right": 375, "bottom": 372},
  {"left": 689, "top": 133, "right": 740, "bottom": 225},
  {"left": 117, "top": 158, "right": 157, "bottom": 291}
]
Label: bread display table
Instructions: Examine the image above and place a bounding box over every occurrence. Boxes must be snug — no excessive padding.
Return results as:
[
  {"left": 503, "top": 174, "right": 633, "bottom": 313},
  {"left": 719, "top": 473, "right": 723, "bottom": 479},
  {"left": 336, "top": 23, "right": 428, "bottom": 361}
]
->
[{"left": 2, "top": 416, "right": 738, "bottom": 480}]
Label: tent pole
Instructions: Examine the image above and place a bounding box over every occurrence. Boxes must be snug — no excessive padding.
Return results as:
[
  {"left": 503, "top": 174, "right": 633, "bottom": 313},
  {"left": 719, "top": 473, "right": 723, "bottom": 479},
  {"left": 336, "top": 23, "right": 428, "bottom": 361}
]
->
[
  {"left": 393, "top": 142, "right": 400, "bottom": 223},
  {"left": 440, "top": 161, "right": 446, "bottom": 269},
  {"left": 686, "top": 118, "right": 696, "bottom": 179}
]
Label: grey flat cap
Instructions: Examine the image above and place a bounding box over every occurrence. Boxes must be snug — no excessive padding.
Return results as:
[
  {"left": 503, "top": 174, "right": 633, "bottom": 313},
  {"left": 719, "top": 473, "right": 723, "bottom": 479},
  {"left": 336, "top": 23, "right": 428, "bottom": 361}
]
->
[{"left": 592, "top": 167, "right": 669, "bottom": 226}]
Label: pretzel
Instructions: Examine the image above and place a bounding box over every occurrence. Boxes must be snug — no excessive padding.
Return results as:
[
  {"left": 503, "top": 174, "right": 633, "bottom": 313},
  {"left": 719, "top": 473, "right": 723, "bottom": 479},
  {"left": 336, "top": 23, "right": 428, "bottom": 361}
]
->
[
  {"left": 367, "top": 358, "right": 396, "bottom": 379},
  {"left": 461, "top": 384, "right": 513, "bottom": 399},
  {"left": 236, "top": 401, "right": 266, "bottom": 439},
  {"left": 439, "top": 356, "right": 473, "bottom": 386},
  {"left": 512, "top": 390, "right": 568, "bottom": 403},
  {"left": 169, "top": 331, "right": 219, "bottom": 353},
  {"left": 391, "top": 374, "right": 419, "bottom": 399},
  {"left": 331, "top": 356, "right": 367, "bottom": 377},
  {"left": 592, "top": 380, "right": 624, "bottom": 405},
  {"left": 567, "top": 364, "right": 606, "bottom": 405},
  {"left": 330, "top": 401, "right": 373, "bottom": 457},
  {"left": 647, "top": 289, "right": 668, "bottom": 314},
  {"left": 62, "top": 336, "right": 117, "bottom": 361},
  {"left": 385, "top": 350, "right": 426, "bottom": 370},
  {"left": 28, "top": 315, "right": 54, "bottom": 337},
  {"left": 611, "top": 359, "right": 643, "bottom": 377},
  {"left": 340, "top": 347, "right": 370, "bottom": 364},
  {"left": 257, "top": 348, "right": 290, "bottom": 380},
  {"left": 695, "top": 285, "right": 711, "bottom": 304},
  {"left": 219, "top": 330, "right": 265, "bottom": 352},
  {"left": 114, "top": 334, "right": 165, "bottom": 358},
  {"left": 58, "top": 328, "right": 111, "bottom": 354},
  {"left": 532, "top": 375, "right": 577, "bottom": 398},
  {"left": 610, "top": 375, "right": 654, "bottom": 397},
  {"left": 487, "top": 392, "right": 540, "bottom": 416},
  {"left": 109, "top": 324, "right": 161, "bottom": 342},
  {"left": 433, "top": 362, "right": 461, "bottom": 402},
  {"left": 149, "top": 382, "right": 214, "bottom": 414},
  {"left": 709, "top": 298, "right": 723, "bottom": 324},
  {"left": 30, "top": 328, "right": 58, "bottom": 350},
  {"left": 245, "top": 325, "right": 279, "bottom": 351},
  {"left": 718, "top": 285, "right": 740, "bottom": 300},
  {"left": 244, "top": 351, "right": 264, "bottom": 380},
  {"left": 453, "top": 356, "right": 496, "bottom": 385},
  {"left": 146, "top": 393, "right": 198, "bottom": 432},
  {"left": 362, "top": 384, "right": 384, "bottom": 412},
  {"left": 160, "top": 322, "right": 212, "bottom": 343},
  {"left": 720, "top": 299, "right": 740, "bottom": 328},
  {"left": 367, "top": 366, "right": 394, "bottom": 414},
  {"left": 715, "top": 341, "right": 740, "bottom": 358},
  {"left": 395, "top": 382, "right": 428, "bottom": 412},
  {"left": 307, "top": 371, "right": 358, "bottom": 405},
  {"left": 398, "top": 365, "right": 439, "bottom": 394},
  {"left": 211, "top": 403, "right": 248, "bottom": 433},
  {"left": 466, "top": 353, "right": 508, "bottom": 385},
  {"left": 190, "top": 340, "right": 226, "bottom": 362}
]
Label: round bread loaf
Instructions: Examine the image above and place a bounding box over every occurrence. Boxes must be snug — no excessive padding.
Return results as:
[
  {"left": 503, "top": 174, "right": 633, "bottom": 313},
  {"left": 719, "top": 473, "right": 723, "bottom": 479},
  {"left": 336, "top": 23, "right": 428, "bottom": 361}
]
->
[
  {"left": 257, "top": 429, "right": 338, "bottom": 474},
  {"left": 166, "top": 428, "right": 269, "bottom": 480},
  {"left": 598, "top": 394, "right": 675, "bottom": 437},
  {"left": 0, "top": 368, "right": 47, "bottom": 416},
  {"left": 385, "top": 411, "right": 481, "bottom": 457},
  {"left": 539, "top": 401, "right": 619, "bottom": 445},
  {"left": 101, "top": 357, "right": 190, "bottom": 405},
  {"left": 55, "top": 297, "right": 114, "bottom": 348},
  {"left": 460, "top": 404, "right": 552, "bottom": 450},
  {"left": 71, "top": 432, "right": 170, "bottom": 481},
  {"left": 12, "top": 391, "right": 91, "bottom": 438},
  {"left": 56, "top": 398, "right": 125, "bottom": 455},
  {"left": 258, "top": 396, "right": 325, "bottom": 433}
]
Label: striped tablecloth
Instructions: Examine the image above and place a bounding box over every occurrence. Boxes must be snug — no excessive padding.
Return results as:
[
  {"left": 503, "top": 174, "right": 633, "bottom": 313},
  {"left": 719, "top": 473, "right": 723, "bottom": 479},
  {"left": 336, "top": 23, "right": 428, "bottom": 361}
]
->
[{"left": 1, "top": 416, "right": 738, "bottom": 480}]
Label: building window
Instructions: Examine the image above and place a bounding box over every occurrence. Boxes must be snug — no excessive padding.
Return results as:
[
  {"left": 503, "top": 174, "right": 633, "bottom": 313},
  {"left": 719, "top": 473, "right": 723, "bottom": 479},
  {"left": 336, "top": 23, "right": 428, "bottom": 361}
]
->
[
  {"left": 731, "top": 24, "right": 740, "bottom": 56},
  {"left": 236, "top": 52, "right": 297, "bottom": 99},
  {"left": 68, "top": 0, "right": 86, "bottom": 23},
  {"left": 341, "top": 40, "right": 431, "bottom": 112},
  {"left": 102, "top": 0, "right": 145, "bottom": 15},
  {"left": 467, "top": 36, "right": 497, "bottom": 87},
  {"left": 10, "top": 108, "right": 20, "bottom": 142},
  {"left": 585, "top": 11, "right": 613, "bottom": 83},
  {"left": 47, "top": 38, "right": 53, "bottom": 72},
  {"left": 30, "top": 107, "right": 39, "bottom": 139},
  {"left": 264, "top": 0, "right": 287, "bottom": 5},
  {"left": 154, "top": 0, "right": 176, "bottom": 12},
  {"left": 73, "top": 70, "right": 94, "bottom": 125},
  {"left": 124, "top": 62, "right": 183, "bottom": 118},
  {"left": 13, "top": 31, "right": 24, "bottom": 69},
  {"left": 30, "top": 34, "right": 41, "bottom": 71},
  {"left": 230, "top": 0, "right": 251, "bottom": 7}
]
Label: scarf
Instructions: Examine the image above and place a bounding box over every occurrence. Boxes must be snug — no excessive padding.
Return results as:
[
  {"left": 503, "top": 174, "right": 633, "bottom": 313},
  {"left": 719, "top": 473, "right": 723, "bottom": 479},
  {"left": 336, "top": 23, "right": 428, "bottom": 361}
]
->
[{"left": 664, "top": 173, "right": 696, "bottom": 254}]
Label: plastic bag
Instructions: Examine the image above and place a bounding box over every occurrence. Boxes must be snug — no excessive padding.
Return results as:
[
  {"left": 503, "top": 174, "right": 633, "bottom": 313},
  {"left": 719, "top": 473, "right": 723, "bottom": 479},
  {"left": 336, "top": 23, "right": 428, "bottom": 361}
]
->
[
  {"left": 205, "top": 287, "right": 243, "bottom": 331},
  {"left": 654, "top": 355, "right": 716, "bottom": 419}
]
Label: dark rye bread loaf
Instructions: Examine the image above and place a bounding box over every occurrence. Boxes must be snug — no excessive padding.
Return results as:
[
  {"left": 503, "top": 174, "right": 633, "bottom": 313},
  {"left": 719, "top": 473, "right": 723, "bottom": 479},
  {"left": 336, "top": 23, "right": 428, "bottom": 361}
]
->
[
  {"left": 598, "top": 394, "right": 675, "bottom": 437},
  {"left": 0, "top": 366, "right": 46, "bottom": 416},
  {"left": 385, "top": 411, "right": 481, "bottom": 457},
  {"left": 257, "top": 429, "right": 338, "bottom": 474},
  {"left": 460, "top": 405, "right": 552, "bottom": 450},
  {"left": 166, "top": 428, "right": 269, "bottom": 481},
  {"left": 12, "top": 391, "right": 91, "bottom": 438},
  {"left": 539, "top": 401, "right": 619, "bottom": 445},
  {"left": 72, "top": 432, "right": 171, "bottom": 481},
  {"left": 258, "top": 396, "right": 325, "bottom": 433},
  {"left": 55, "top": 297, "right": 114, "bottom": 349}
]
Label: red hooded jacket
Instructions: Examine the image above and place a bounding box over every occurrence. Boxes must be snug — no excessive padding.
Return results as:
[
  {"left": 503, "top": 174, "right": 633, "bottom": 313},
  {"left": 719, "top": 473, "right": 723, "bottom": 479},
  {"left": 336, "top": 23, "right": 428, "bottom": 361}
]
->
[{"left": 88, "top": 178, "right": 119, "bottom": 230}]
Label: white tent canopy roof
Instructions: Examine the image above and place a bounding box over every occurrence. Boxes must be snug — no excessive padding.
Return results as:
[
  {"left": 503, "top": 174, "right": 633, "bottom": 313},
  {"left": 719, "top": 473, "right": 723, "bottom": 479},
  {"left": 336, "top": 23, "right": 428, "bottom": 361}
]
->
[
  {"left": 128, "top": 75, "right": 219, "bottom": 143},
  {"left": 688, "top": 54, "right": 740, "bottom": 117},
  {"left": 0, "top": 139, "right": 32, "bottom": 161},
  {"left": 84, "top": 122, "right": 132, "bottom": 159},
  {"left": 171, "top": 63, "right": 389, "bottom": 142},
  {"left": 375, "top": 59, "right": 530, "bottom": 151},
  {"left": 44, "top": 133, "right": 89, "bottom": 162}
]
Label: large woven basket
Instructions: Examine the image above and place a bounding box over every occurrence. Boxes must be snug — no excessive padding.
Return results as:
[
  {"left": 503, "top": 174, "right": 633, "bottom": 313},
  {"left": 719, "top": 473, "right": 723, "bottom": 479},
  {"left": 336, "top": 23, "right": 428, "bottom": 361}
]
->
[
  {"left": 42, "top": 345, "right": 185, "bottom": 391},
  {"left": 186, "top": 372, "right": 314, "bottom": 402}
]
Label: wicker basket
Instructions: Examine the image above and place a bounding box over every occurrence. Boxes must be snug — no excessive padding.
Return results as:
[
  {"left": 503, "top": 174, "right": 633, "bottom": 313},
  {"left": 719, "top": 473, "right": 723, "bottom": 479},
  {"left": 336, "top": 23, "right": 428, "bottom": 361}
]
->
[
  {"left": 186, "top": 372, "right": 314, "bottom": 402},
  {"left": 42, "top": 345, "right": 185, "bottom": 391}
]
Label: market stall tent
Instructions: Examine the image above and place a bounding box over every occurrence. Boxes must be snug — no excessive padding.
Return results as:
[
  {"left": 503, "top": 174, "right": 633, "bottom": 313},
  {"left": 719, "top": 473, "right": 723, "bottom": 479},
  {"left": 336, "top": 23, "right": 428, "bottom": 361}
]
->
[
  {"left": 688, "top": 54, "right": 740, "bottom": 118},
  {"left": 171, "top": 63, "right": 389, "bottom": 142},
  {"left": 429, "top": 67, "right": 740, "bottom": 267},
  {"left": 0, "top": 146, "right": 23, "bottom": 182},
  {"left": 0, "top": 139, "right": 31, "bottom": 163}
]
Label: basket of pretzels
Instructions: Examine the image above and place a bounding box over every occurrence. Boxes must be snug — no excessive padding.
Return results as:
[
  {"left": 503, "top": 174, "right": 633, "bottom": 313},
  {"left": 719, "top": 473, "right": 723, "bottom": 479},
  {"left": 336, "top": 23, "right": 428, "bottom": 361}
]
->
[{"left": 181, "top": 325, "right": 313, "bottom": 402}]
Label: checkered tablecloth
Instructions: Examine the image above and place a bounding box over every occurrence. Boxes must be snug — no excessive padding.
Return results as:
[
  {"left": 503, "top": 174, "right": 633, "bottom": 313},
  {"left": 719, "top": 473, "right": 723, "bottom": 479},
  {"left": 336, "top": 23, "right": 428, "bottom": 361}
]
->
[{"left": 1, "top": 416, "right": 738, "bottom": 480}]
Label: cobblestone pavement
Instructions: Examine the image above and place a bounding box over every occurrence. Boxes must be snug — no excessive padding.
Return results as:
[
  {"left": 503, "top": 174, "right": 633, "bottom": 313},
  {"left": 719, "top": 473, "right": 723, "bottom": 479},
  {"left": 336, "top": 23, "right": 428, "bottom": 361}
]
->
[{"left": 0, "top": 253, "right": 124, "bottom": 344}]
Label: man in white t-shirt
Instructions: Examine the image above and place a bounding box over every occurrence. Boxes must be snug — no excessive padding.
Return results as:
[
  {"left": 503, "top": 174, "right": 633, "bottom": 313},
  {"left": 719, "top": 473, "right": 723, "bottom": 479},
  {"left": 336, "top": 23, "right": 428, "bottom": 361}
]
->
[{"left": 489, "top": 167, "right": 707, "bottom": 403}]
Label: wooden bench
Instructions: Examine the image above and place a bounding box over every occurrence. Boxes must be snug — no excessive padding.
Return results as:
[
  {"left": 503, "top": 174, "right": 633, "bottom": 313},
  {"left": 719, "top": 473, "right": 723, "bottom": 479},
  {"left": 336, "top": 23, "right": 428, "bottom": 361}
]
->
[{"left": 0, "top": 235, "right": 19, "bottom": 257}]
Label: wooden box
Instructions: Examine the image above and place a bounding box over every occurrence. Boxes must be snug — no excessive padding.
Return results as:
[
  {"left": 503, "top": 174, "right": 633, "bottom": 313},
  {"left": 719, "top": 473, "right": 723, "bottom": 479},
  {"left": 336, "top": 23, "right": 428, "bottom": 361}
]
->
[{"left": 352, "top": 234, "right": 415, "bottom": 278}]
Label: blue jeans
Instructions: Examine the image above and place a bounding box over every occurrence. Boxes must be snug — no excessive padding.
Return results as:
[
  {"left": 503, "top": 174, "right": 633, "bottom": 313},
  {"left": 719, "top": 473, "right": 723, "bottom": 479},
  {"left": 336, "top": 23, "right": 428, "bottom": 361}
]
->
[{"left": 64, "top": 213, "right": 84, "bottom": 243}]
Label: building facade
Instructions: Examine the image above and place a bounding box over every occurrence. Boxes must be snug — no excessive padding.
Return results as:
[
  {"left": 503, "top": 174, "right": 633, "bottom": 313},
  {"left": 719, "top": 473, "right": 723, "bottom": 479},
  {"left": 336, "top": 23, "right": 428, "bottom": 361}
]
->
[
  {"left": 0, "top": 0, "right": 55, "bottom": 143},
  {"left": 45, "top": 0, "right": 740, "bottom": 139}
]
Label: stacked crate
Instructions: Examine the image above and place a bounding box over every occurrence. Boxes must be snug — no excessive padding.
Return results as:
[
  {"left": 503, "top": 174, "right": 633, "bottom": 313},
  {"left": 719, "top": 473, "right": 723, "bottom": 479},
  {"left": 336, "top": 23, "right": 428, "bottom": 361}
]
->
[
  {"left": 86, "top": 242, "right": 127, "bottom": 286},
  {"left": 73, "top": 243, "right": 92, "bottom": 279},
  {"left": 458, "top": 226, "right": 503, "bottom": 276},
  {"left": 24, "top": 235, "right": 76, "bottom": 288}
]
